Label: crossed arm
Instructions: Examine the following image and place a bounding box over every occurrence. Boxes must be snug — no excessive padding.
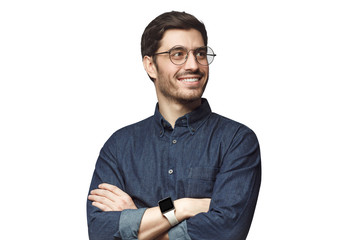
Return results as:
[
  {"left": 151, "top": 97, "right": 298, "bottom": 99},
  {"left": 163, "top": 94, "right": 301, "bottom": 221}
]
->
[
  {"left": 88, "top": 127, "right": 261, "bottom": 239},
  {"left": 88, "top": 183, "right": 210, "bottom": 240}
]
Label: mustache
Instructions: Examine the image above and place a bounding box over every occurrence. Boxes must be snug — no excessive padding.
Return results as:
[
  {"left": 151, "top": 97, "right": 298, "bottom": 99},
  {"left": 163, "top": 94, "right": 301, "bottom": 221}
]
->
[{"left": 175, "top": 70, "right": 204, "bottom": 78}]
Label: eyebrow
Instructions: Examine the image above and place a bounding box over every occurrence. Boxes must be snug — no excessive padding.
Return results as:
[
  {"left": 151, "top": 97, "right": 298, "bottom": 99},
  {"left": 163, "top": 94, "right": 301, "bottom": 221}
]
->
[
  {"left": 172, "top": 45, "right": 206, "bottom": 50},
  {"left": 172, "top": 46, "right": 185, "bottom": 50}
]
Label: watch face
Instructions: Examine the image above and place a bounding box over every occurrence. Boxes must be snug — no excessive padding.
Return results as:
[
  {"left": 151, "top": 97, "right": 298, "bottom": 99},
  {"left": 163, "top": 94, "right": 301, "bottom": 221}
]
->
[{"left": 159, "top": 197, "right": 174, "bottom": 213}]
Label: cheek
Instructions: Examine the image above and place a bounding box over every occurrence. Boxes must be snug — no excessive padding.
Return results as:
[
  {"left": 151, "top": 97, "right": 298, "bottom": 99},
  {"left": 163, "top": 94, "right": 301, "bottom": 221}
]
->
[
  {"left": 202, "top": 66, "right": 209, "bottom": 74},
  {"left": 201, "top": 68, "right": 209, "bottom": 80},
  {"left": 157, "top": 62, "right": 180, "bottom": 78}
]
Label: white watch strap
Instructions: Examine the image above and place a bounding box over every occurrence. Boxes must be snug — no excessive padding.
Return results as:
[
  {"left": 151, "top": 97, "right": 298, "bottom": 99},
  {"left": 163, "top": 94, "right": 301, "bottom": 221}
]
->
[{"left": 163, "top": 209, "right": 179, "bottom": 227}]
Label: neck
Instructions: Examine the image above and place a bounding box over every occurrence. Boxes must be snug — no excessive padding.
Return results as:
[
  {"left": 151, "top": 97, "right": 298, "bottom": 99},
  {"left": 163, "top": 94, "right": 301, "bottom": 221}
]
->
[{"left": 158, "top": 98, "right": 202, "bottom": 128}]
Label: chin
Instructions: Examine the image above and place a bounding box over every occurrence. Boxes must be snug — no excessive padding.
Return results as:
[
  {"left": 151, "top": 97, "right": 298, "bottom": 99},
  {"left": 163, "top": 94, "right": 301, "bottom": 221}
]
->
[{"left": 176, "top": 92, "right": 204, "bottom": 104}]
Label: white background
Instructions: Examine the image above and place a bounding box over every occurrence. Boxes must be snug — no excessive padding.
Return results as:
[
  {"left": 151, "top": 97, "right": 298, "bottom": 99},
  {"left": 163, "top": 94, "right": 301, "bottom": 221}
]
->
[{"left": 1, "top": 0, "right": 359, "bottom": 239}]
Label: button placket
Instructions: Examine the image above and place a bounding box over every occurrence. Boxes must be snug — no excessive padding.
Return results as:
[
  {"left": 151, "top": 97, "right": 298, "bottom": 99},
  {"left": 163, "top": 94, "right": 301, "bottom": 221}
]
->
[{"left": 167, "top": 129, "right": 181, "bottom": 196}]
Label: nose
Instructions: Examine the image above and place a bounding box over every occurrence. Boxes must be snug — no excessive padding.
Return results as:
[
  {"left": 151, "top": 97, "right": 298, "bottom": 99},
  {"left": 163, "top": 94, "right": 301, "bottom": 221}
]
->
[{"left": 184, "top": 51, "right": 199, "bottom": 71}]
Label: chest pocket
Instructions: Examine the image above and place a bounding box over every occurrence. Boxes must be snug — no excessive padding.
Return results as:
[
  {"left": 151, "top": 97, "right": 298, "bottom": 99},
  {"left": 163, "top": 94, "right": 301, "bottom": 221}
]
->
[{"left": 186, "top": 167, "right": 219, "bottom": 198}]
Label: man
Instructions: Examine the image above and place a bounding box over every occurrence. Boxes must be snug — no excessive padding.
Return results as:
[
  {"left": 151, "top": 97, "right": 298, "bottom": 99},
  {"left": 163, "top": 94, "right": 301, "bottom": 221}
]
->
[{"left": 87, "top": 11, "right": 261, "bottom": 240}]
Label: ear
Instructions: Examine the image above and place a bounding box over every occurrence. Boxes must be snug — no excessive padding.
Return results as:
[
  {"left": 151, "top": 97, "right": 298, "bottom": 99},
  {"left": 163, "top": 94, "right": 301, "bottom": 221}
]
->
[{"left": 143, "top": 56, "right": 157, "bottom": 80}]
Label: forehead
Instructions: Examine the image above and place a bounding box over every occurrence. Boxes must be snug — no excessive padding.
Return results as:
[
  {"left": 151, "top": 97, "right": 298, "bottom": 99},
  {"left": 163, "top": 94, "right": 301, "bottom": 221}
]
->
[{"left": 159, "top": 29, "right": 205, "bottom": 50}]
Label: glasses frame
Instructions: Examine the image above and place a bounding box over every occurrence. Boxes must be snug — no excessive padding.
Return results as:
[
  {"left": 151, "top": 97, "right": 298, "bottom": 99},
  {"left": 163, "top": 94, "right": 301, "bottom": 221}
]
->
[{"left": 154, "top": 45, "right": 216, "bottom": 66}]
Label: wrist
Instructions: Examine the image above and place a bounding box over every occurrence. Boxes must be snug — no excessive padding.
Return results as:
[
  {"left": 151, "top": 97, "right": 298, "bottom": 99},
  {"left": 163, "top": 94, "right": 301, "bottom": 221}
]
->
[{"left": 158, "top": 197, "right": 179, "bottom": 227}]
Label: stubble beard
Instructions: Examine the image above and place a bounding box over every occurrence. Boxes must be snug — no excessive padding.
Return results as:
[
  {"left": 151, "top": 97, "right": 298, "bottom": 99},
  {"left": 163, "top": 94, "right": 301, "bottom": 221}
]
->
[{"left": 156, "top": 70, "right": 209, "bottom": 105}]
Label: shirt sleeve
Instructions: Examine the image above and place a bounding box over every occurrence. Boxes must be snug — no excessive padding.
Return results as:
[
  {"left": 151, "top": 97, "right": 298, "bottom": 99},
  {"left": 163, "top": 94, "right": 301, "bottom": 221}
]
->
[
  {"left": 186, "top": 127, "right": 262, "bottom": 240},
  {"left": 168, "top": 221, "right": 191, "bottom": 240},
  {"left": 87, "top": 132, "right": 146, "bottom": 240}
]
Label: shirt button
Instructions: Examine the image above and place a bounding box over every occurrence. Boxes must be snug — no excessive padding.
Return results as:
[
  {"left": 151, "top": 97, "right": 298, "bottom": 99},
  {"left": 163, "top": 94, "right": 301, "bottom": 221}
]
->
[
  {"left": 172, "top": 139, "right": 177, "bottom": 144},
  {"left": 168, "top": 169, "right": 174, "bottom": 174}
]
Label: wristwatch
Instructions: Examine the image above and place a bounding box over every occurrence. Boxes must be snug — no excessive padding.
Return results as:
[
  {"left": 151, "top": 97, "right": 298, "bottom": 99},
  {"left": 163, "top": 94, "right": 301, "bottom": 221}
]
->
[{"left": 158, "top": 197, "right": 179, "bottom": 227}]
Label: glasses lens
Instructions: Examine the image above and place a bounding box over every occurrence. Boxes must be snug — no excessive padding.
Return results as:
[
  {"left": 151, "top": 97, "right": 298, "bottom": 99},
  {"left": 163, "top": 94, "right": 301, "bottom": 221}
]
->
[
  {"left": 169, "top": 46, "right": 187, "bottom": 65},
  {"left": 195, "top": 47, "right": 208, "bottom": 65},
  {"left": 168, "top": 46, "right": 216, "bottom": 66},
  {"left": 195, "top": 46, "right": 215, "bottom": 66}
]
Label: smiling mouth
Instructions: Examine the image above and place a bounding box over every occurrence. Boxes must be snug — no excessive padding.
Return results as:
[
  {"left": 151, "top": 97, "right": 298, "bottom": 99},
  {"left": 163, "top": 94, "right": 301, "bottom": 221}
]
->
[
  {"left": 179, "top": 77, "right": 201, "bottom": 82},
  {"left": 176, "top": 70, "right": 204, "bottom": 84}
]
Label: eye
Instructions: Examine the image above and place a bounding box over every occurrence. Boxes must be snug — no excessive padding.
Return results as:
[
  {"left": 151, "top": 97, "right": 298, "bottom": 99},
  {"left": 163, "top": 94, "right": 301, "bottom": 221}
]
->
[
  {"left": 172, "top": 51, "right": 184, "bottom": 57},
  {"left": 170, "top": 48, "right": 187, "bottom": 59},
  {"left": 196, "top": 49, "right": 207, "bottom": 58}
]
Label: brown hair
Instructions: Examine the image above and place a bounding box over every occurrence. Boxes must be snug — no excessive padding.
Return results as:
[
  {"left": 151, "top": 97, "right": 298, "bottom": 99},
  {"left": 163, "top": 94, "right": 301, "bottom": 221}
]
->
[{"left": 141, "top": 11, "right": 208, "bottom": 60}]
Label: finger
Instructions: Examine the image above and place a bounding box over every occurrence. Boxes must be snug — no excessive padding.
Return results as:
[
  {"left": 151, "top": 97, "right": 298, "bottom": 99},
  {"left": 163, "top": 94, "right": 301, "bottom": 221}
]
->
[
  {"left": 89, "top": 193, "right": 133, "bottom": 211},
  {"left": 99, "top": 183, "right": 126, "bottom": 196},
  {"left": 88, "top": 194, "right": 116, "bottom": 210},
  {"left": 90, "top": 189, "right": 118, "bottom": 203},
  {"left": 91, "top": 200, "right": 112, "bottom": 212}
]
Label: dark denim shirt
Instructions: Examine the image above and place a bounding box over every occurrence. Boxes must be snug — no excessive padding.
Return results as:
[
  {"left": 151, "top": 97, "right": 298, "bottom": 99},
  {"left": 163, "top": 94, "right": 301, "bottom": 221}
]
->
[{"left": 87, "top": 99, "right": 261, "bottom": 240}]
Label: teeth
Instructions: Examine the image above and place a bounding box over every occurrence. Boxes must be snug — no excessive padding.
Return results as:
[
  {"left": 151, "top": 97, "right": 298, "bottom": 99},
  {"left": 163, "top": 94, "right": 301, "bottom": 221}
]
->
[{"left": 181, "top": 78, "right": 199, "bottom": 82}]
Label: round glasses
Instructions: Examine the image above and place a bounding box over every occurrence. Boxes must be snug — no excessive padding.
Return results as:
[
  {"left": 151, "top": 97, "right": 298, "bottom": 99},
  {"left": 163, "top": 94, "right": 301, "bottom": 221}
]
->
[{"left": 154, "top": 45, "right": 216, "bottom": 66}]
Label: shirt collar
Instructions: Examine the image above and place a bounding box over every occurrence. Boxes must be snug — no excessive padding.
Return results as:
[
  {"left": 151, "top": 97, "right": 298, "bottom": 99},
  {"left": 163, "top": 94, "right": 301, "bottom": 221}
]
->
[{"left": 154, "top": 98, "right": 212, "bottom": 136}]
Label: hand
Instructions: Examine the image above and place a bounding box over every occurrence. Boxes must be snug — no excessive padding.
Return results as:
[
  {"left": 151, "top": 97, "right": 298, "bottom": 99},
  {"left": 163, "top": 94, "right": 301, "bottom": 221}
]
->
[
  {"left": 174, "top": 198, "right": 211, "bottom": 221},
  {"left": 88, "top": 183, "right": 137, "bottom": 211}
]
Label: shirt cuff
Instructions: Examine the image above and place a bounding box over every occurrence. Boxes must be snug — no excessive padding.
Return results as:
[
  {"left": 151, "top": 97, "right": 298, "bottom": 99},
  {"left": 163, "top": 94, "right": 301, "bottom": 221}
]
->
[
  {"left": 115, "top": 208, "right": 146, "bottom": 239},
  {"left": 168, "top": 220, "right": 191, "bottom": 240}
]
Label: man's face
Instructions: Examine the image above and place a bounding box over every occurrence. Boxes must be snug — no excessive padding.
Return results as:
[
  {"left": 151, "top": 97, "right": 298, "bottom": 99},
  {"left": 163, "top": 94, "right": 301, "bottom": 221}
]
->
[{"left": 152, "top": 29, "right": 209, "bottom": 104}]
